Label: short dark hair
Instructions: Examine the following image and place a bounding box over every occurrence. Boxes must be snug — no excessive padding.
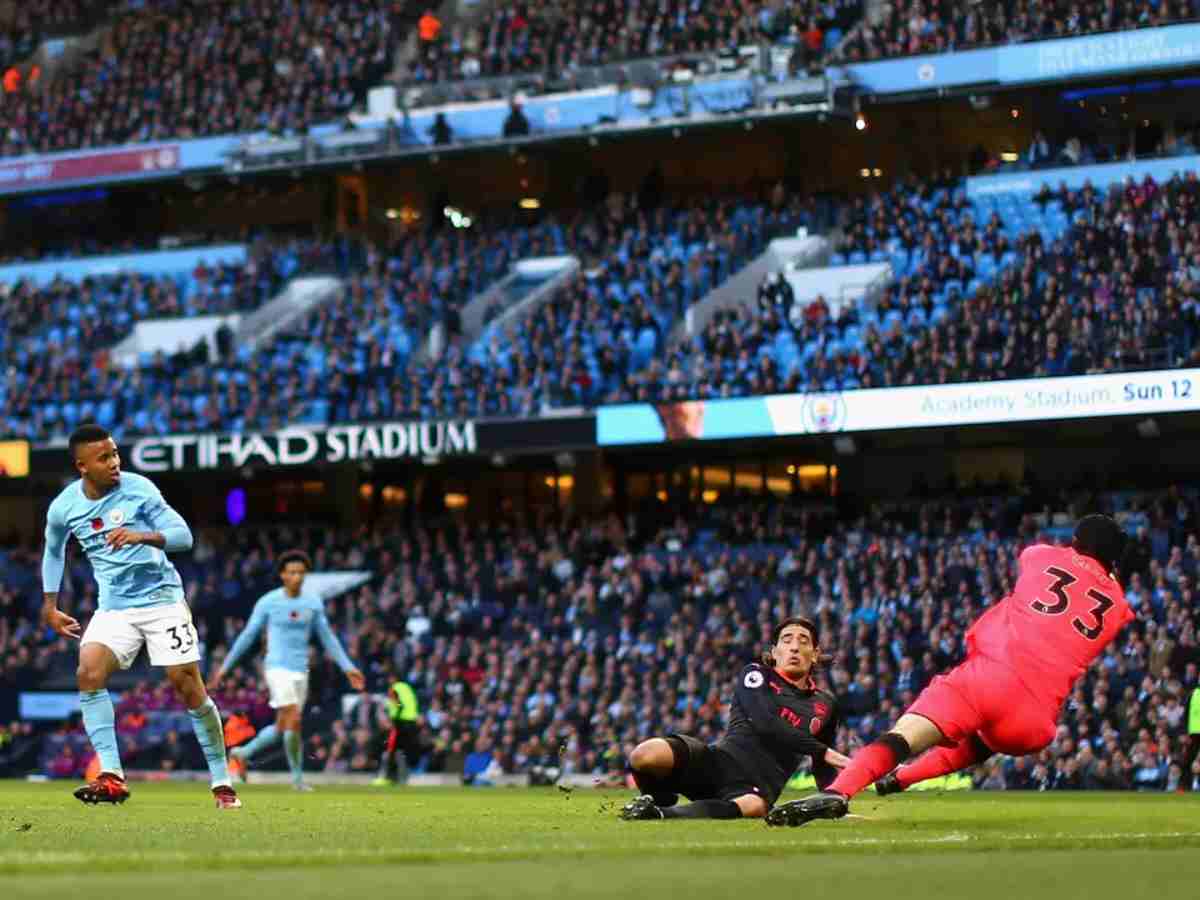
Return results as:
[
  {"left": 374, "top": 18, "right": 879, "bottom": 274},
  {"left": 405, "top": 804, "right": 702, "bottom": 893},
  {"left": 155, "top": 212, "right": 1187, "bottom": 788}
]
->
[
  {"left": 68, "top": 423, "right": 111, "bottom": 460},
  {"left": 1073, "top": 514, "right": 1127, "bottom": 573},
  {"left": 277, "top": 549, "right": 313, "bottom": 573},
  {"left": 772, "top": 617, "right": 819, "bottom": 646},
  {"left": 763, "top": 617, "right": 821, "bottom": 667}
]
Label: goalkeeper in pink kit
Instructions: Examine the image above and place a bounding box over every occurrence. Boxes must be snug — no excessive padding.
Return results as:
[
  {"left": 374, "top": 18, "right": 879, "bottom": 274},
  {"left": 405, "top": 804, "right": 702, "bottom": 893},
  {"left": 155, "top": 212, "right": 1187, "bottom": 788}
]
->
[{"left": 768, "top": 515, "right": 1134, "bottom": 827}]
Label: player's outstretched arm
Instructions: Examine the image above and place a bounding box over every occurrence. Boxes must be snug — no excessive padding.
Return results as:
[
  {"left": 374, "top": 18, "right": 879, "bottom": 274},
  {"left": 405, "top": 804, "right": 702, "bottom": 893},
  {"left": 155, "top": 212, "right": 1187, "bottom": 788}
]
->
[
  {"left": 216, "top": 602, "right": 269, "bottom": 685},
  {"left": 315, "top": 607, "right": 363, "bottom": 688},
  {"left": 41, "top": 503, "right": 79, "bottom": 639}
]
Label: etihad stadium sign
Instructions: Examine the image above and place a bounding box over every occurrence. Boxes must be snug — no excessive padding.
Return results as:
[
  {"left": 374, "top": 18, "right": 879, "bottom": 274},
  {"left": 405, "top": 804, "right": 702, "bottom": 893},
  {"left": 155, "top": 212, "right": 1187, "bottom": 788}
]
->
[
  {"left": 30, "top": 414, "right": 597, "bottom": 475},
  {"left": 130, "top": 421, "right": 479, "bottom": 472}
]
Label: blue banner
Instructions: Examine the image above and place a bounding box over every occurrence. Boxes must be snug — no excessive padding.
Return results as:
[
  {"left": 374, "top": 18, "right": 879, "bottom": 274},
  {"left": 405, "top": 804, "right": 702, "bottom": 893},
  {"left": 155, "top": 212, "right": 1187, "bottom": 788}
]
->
[
  {"left": 997, "top": 24, "right": 1200, "bottom": 83},
  {"left": 836, "top": 22, "right": 1200, "bottom": 95},
  {"left": 831, "top": 48, "right": 997, "bottom": 94},
  {"left": 967, "top": 152, "right": 1200, "bottom": 199}
]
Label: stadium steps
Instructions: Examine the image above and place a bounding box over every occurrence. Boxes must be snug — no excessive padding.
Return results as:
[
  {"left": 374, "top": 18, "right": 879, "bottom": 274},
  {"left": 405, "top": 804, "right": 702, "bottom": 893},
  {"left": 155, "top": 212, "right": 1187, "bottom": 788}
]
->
[
  {"left": 422, "top": 254, "right": 579, "bottom": 362},
  {"left": 235, "top": 275, "right": 342, "bottom": 349},
  {"left": 671, "top": 234, "right": 829, "bottom": 343}
]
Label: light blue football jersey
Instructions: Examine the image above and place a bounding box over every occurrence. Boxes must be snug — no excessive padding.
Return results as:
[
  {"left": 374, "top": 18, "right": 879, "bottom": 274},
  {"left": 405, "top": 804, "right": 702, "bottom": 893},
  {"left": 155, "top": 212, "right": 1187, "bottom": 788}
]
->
[
  {"left": 42, "top": 471, "right": 192, "bottom": 611},
  {"left": 222, "top": 587, "right": 356, "bottom": 675}
]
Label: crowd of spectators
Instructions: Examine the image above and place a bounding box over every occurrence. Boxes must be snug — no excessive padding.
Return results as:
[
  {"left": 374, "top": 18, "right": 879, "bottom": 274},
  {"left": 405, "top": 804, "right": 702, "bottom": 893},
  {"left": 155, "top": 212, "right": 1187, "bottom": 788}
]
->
[
  {"left": 4, "top": 480, "right": 1199, "bottom": 789},
  {"left": 536, "top": 170, "right": 1200, "bottom": 403},
  {"left": 404, "top": 0, "right": 862, "bottom": 86},
  {"left": 455, "top": 192, "right": 812, "bottom": 413},
  {"left": 0, "top": 0, "right": 404, "bottom": 158},
  {"left": 1019, "top": 123, "right": 1200, "bottom": 173},
  {"left": 0, "top": 236, "right": 347, "bottom": 441},
  {"left": 7, "top": 165, "right": 1200, "bottom": 437},
  {"left": 0, "top": 189, "right": 816, "bottom": 440},
  {"left": 838, "top": 0, "right": 1200, "bottom": 62}
]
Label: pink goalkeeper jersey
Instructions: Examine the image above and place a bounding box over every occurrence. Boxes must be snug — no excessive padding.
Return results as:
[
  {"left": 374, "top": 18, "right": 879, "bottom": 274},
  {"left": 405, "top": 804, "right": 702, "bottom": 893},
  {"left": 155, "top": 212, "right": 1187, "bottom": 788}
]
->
[{"left": 967, "top": 544, "right": 1135, "bottom": 706}]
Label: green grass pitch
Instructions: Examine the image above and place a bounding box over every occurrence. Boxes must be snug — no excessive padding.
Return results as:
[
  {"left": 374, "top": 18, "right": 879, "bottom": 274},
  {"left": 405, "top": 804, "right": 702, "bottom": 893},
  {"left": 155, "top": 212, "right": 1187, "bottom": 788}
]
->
[{"left": 2, "top": 784, "right": 1199, "bottom": 900}]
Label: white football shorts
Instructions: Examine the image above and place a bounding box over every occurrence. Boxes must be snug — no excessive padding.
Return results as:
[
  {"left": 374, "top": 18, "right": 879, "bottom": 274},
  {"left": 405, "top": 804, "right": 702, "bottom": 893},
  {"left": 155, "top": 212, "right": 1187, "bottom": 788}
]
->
[
  {"left": 81, "top": 596, "right": 200, "bottom": 669},
  {"left": 265, "top": 668, "right": 309, "bottom": 709}
]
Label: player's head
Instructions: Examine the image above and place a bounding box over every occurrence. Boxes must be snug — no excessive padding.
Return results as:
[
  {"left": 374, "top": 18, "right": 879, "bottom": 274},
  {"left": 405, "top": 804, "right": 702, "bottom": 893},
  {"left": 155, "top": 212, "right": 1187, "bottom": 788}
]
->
[
  {"left": 277, "top": 549, "right": 312, "bottom": 593},
  {"left": 69, "top": 424, "right": 120, "bottom": 489},
  {"left": 1072, "top": 514, "right": 1127, "bottom": 574},
  {"left": 766, "top": 617, "right": 820, "bottom": 681}
]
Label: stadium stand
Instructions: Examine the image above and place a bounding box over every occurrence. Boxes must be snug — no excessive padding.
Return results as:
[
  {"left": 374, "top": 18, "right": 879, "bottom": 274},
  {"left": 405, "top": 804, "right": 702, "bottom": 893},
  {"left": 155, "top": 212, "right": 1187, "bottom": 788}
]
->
[
  {"left": 653, "top": 170, "right": 1200, "bottom": 399},
  {"left": 0, "top": 236, "right": 345, "bottom": 441},
  {"left": 3, "top": 484, "right": 1199, "bottom": 789},
  {"left": 5, "top": 164, "right": 1200, "bottom": 439},
  {"left": 837, "top": 0, "right": 1200, "bottom": 62},
  {"left": 0, "top": 0, "right": 402, "bottom": 157},
  {"left": 404, "top": 0, "right": 864, "bottom": 84},
  {"left": 0, "top": 193, "right": 809, "bottom": 439}
]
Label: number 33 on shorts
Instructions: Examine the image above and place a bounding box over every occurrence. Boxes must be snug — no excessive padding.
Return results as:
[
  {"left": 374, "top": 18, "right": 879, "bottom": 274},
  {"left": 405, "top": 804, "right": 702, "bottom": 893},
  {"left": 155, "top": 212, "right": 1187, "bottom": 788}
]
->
[{"left": 80, "top": 601, "right": 202, "bottom": 669}]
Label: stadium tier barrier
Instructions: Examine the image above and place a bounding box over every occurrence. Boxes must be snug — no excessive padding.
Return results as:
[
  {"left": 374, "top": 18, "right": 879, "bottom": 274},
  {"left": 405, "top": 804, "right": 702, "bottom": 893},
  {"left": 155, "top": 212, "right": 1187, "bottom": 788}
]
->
[
  {"left": 831, "top": 22, "right": 1200, "bottom": 94},
  {"left": 0, "top": 244, "right": 246, "bottom": 287}
]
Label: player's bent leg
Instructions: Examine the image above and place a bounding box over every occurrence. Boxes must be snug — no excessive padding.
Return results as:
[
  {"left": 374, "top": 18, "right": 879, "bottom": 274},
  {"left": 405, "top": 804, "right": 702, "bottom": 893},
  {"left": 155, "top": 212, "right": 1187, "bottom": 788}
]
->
[
  {"left": 74, "top": 646, "right": 129, "bottom": 806},
  {"left": 234, "top": 724, "right": 281, "bottom": 766},
  {"left": 74, "top": 642, "right": 129, "bottom": 803},
  {"left": 891, "top": 734, "right": 993, "bottom": 793},
  {"left": 77, "top": 642, "right": 121, "bottom": 692},
  {"left": 166, "top": 663, "right": 241, "bottom": 808},
  {"left": 659, "top": 798, "right": 745, "bottom": 820},
  {"left": 629, "top": 738, "right": 675, "bottom": 776},
  {"left": 626, "top": 736, "right": 683, "bottom": 807},
  {"left": 375, "top": 726, "right": 400, "bottom": 785},
  {"left": 824, "top": 715, "right": 941, "bottom": 799},
  {"left": 277, "top": 704, "right": 307, "bottom": 790},
  {"left": 733, "top": 794, "right": 767, "bottom": 818}
]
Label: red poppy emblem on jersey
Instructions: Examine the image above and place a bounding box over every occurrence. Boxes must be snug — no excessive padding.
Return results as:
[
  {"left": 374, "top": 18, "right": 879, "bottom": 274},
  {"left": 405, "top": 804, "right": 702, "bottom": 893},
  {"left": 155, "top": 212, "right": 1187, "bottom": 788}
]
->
[
  {"left": 810, "top": 717, "right": 823, "bottom": 733},
  {"left": 812, "top": 702, "right": 829, "bottom": 718},
  {"left": 90, "top": 518, "right": 104, "bottom": 531},
  {"left": 289, "top": 610, "right": 301, "bottom": 620}
]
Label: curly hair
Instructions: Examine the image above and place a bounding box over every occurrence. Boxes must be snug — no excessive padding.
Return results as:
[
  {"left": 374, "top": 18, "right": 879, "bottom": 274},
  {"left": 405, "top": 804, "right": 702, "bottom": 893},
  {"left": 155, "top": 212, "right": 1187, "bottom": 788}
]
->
[{"left": 276, "top": 549, "right": 313, "bottom": 573}]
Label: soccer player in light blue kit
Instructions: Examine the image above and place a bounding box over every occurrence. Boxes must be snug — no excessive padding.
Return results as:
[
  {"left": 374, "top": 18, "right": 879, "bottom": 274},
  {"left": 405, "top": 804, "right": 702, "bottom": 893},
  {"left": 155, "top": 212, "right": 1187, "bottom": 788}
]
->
[
  {"left": 41, "top": 424, "right": 241, "bottom": 809},
  {"left": 208, "top": 549, "right": 364, "bottom": 790}
]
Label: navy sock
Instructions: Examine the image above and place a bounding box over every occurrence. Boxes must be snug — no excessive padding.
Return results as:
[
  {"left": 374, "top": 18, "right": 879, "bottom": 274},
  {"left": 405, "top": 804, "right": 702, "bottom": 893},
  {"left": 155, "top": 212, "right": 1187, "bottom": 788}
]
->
[{"left": 661, "top": 799, "right": 742, "bottom": 820}]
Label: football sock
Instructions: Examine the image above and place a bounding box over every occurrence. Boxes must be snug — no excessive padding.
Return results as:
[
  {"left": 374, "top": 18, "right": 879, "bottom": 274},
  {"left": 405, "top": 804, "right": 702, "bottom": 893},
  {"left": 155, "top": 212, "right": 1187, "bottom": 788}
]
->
[
  {"left": 79, "top": 689, "right": 123, "bottom": 778},
  {"left": 188, "top": 698, "right": 231, "bottom": 788},
  {"left": 828, "top": 732, "right": 912, "bottom": 799},
  {"left": 661, "top": 799, "right": 742, "bottom": 820},
  {"left": 283, "top": 729, "right": 304, "bottom": 785},
  {"left": 897, "top": 736, "right": 992, "bottom": 790},
  {"left": 377, "top": 749, "right": 394, "bottom": 779},
  {"left": 237, "top": 724, "right": 280, "bottom": 761}
]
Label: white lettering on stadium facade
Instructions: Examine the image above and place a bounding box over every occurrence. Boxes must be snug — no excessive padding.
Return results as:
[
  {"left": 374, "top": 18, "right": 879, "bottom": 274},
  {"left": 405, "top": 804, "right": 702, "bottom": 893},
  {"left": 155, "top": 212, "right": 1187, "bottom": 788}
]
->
[{"left": 130, "top": 421, "right": 479, "bottom": 473}]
